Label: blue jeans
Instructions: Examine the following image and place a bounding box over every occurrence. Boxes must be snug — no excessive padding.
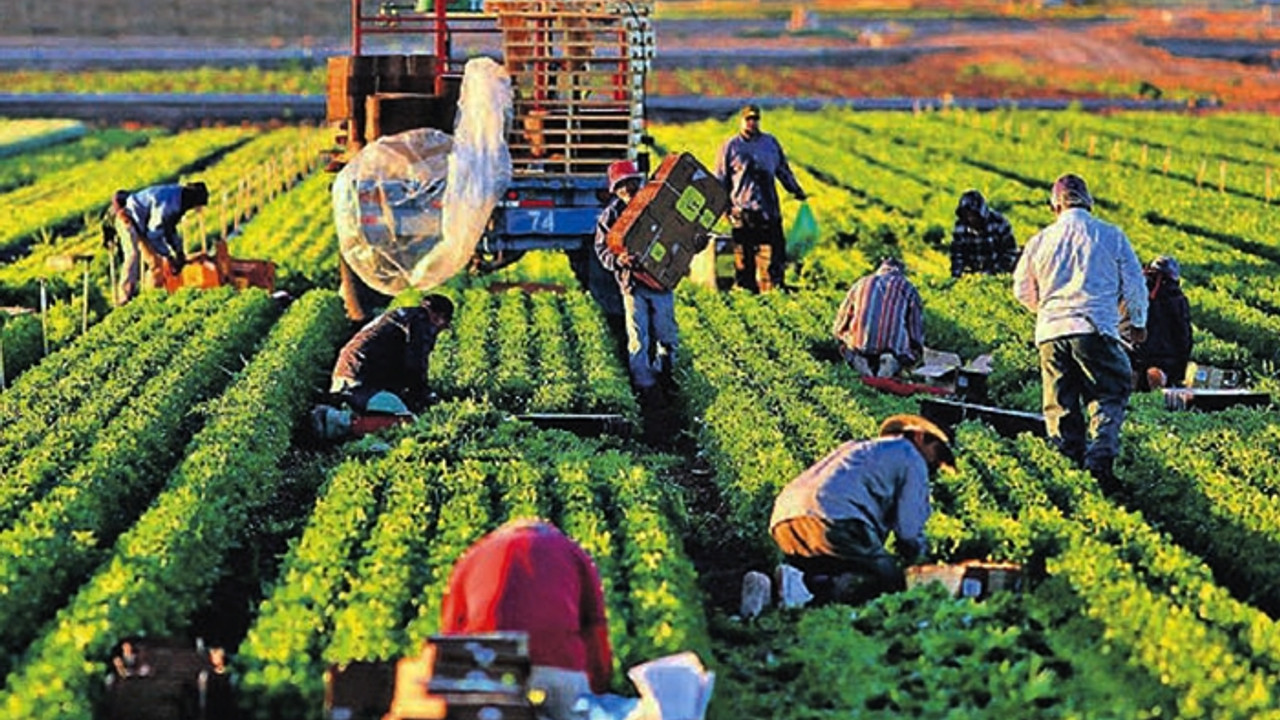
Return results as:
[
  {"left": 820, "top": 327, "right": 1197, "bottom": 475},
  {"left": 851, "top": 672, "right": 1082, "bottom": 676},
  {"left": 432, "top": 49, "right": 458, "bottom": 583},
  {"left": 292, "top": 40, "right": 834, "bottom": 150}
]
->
[
  {"left": 1038, "top": 333, "right": 1133, "bottom": 470},
  {"left": 622, "top": 285, "right": 678, "bottom": 389}
]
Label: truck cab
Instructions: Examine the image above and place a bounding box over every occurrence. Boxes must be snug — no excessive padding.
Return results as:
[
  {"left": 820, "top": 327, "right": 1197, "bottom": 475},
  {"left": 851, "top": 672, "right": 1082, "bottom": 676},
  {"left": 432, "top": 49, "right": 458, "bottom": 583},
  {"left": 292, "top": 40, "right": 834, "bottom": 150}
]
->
[{"left": 326, "top": 0, "right": 655, "bottom": 319}]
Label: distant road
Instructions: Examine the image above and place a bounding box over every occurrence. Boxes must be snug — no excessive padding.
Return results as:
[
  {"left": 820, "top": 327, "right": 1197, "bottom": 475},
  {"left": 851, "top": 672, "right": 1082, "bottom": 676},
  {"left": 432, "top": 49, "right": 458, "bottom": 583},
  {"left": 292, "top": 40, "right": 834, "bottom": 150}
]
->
[
  {"left": 0, "top": 92, "right": 1209, "bottom": 126},
  {"left": 0, "top": 17, "right": 1088, "bottom": 71},
  {"left": 0, "top": 39, "right": 944, "bottom": 71}
]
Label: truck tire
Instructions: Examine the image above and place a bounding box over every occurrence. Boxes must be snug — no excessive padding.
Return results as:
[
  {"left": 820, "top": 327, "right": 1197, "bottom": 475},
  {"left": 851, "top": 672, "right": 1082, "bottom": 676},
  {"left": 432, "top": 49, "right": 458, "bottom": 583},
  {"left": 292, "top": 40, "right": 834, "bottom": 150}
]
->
[{"left": 339, "top": 253, "right": 391, "bottom": 322}]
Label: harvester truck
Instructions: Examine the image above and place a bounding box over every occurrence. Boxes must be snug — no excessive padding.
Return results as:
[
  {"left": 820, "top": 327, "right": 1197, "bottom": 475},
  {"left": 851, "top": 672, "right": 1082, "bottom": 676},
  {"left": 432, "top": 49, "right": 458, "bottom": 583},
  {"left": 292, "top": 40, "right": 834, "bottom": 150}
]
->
[{"left": 326, "top": 0, "right": 655, "bottom": 319}]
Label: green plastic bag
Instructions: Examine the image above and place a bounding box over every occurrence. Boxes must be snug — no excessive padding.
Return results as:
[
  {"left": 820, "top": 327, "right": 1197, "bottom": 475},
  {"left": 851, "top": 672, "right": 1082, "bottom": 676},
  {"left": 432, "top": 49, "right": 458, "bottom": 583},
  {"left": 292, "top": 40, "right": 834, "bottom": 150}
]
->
[{"left": 787, "top": 201, "right": 819, "bottom": 260}]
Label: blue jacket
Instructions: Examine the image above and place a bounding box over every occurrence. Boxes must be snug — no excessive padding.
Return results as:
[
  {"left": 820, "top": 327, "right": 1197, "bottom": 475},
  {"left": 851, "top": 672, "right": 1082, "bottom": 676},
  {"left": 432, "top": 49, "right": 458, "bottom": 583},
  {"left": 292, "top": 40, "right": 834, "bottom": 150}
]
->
[
  {"left": 715, "top": 130, "right": 804, "bottom": 222},
  {"left": 124, "top": 184, "right": 188, "bottom": 259},
  {"left": 770, "top": 436, "right": 931, "bottom": 562}
]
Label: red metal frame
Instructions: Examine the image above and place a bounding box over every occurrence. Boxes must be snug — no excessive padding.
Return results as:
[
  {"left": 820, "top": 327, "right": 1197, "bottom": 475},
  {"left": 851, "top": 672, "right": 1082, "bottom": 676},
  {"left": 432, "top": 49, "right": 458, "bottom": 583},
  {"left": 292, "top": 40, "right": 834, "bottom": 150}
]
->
[{"left": 349, "top": 0, "right": 499, "bottom": 95}]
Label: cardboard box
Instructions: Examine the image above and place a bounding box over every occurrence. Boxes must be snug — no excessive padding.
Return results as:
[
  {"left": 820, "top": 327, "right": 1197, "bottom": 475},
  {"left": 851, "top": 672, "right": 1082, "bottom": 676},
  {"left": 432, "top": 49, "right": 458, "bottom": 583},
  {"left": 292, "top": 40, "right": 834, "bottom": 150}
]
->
[
  {"left": 911, "top": 348, "right": 962, "bottom": 389},
  {"left": 910, "top": 348, "right": 992, "bottom": 401},
  {"left": 1187, "top": 363, "right": 1242, "bottom": 389},
  {"left": 387, "top": 656, "right": 448, "bottom": 720},
  {"left": 905, "top": 561, "right": 1023, "bottom": 601},
  {"left": 606, "top": 152, "right": 728, "bottom": 291}
]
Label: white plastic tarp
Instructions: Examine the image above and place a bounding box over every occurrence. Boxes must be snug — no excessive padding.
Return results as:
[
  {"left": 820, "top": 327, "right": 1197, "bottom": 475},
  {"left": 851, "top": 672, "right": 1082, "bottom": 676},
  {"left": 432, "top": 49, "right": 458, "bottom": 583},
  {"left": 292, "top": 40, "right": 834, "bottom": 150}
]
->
[{"left": 333, "top": 56, "right": 513, "bottom": 296}]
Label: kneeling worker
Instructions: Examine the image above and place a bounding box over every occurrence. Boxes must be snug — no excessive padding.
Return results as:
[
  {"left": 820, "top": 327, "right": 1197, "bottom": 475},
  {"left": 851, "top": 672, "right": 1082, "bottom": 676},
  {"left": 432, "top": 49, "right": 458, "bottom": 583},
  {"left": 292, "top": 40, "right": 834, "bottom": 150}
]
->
[
  {"left": 832, "top": 257, "right": 925, "bottom": 378},
  {"left": 313, "top": 294, "right": 453, "bottom": 439},
  {"left": 441, "top": 519, "right": 613, "bottom": 720},
  {"left": 769, "top": 414, "right": 955, "bottom": 604}
]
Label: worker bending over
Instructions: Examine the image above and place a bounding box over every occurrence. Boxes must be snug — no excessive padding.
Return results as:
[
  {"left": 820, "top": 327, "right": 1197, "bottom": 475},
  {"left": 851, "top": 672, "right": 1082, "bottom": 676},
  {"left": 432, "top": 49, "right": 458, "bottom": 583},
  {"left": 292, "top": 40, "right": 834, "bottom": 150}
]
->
[
  {"left": 831, "top": 256, "right": 925, "bottom": 378},
  {"left": 103, "top": 182, "right": 209, "bottom": 305},
  {"left": 770, "top": 414, "right": 955, "bottom": 604},
  {"left": 331, "top": 293, "right": 453, "bottom": 415},
  {"left": 441, "top": 519, "right": 613, "bottom": 720},
  {"left": 950, "top": 189, "right": 1019, "bottom": 277}
]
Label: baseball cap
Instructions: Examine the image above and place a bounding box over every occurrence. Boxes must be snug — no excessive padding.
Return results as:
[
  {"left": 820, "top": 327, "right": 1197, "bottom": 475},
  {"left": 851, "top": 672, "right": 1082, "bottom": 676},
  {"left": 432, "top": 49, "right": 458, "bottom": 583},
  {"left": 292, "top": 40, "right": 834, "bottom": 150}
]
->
[
  {"left": 607, "top": 159, "right": 643, "bottom": 193},
  {"left": 879, "top": 413, "right": 956, "bottom": 470},
  {"left": 741, "top": 103, "right": 762, "bottom": 119}
]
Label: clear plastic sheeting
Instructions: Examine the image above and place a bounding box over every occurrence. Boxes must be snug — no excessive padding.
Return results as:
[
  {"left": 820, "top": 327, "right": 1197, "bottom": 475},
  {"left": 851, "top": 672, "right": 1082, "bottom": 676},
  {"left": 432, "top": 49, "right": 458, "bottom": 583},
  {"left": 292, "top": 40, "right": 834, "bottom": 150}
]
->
[
  {"left": 333, "top": 128, "right": 451, "bottom": 295},
  {"left": 414, "top": 56, "right": 513, "bottom": 289},
  {"left": 333, "top": 57, "right": 513, "bottom": 296}
]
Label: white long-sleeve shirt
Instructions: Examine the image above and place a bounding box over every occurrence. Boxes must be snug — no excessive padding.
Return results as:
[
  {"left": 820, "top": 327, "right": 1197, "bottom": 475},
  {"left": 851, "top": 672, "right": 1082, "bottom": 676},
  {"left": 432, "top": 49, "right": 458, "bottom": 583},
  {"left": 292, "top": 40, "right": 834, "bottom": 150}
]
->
[{"left": 1013, "top": 208, "right": 1148, "bottom": 344}]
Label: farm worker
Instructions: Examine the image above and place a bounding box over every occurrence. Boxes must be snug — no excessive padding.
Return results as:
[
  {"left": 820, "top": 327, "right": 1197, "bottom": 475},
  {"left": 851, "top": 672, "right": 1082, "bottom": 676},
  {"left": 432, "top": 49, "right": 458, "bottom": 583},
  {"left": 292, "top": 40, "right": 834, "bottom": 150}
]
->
[
  {"left": 1124, "top": 255, "right": 1193, "bottom": 390},
  {"left": 441, "top": 518, "right": 613, "bottom": 720},
  {"left": 831, "top": 256, "right": 925, "bottom": 378},
  {"left": 769, "top": 414, "right": 955, "bottom": 605},
  {"left": 328, "top": 293, "right": 454, "bottom": 415},
  {"left": 950, "top": 189, "right": 1019, "bottom": 277},
  {"left": 714, "top": 103, "right": 807, "bottom": 293},
  {"left": 594, "top": 159, "right": 681, "bottom": 442},
  {"left": 1013, "top": 173, "right": 1147, "bottom": 492},
  {"left": 103, "top": 181, "right": 208, "bottom": 305}
]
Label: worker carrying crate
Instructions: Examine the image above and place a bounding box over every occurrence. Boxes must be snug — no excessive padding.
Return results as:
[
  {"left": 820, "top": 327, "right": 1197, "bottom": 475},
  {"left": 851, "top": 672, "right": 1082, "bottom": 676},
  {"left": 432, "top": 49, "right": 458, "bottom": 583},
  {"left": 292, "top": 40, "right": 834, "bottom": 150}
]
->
[{"left": 596, "top": 152, "right": 726, "bottom": 445}]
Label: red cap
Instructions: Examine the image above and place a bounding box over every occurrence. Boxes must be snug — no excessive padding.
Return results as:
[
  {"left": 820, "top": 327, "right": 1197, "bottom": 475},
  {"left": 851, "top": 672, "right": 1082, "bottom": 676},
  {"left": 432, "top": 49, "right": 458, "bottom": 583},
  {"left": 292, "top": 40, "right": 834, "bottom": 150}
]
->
[{"left": 607, "top": 159, "right": 643, "bottom": 193}]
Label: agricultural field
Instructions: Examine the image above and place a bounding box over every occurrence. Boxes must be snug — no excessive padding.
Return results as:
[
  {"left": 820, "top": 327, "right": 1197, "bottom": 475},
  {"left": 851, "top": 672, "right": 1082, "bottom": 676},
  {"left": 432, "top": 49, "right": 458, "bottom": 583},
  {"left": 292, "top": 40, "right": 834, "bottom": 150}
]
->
[{"left": 0, "top": 103, "right": 1278, "bottom": 719}]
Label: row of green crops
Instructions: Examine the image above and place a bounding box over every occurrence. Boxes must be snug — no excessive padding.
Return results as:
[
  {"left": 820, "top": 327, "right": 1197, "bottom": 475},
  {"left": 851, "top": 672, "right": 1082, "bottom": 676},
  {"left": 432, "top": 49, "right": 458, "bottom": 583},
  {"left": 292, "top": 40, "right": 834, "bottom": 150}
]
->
[
  {"left": 0, "top": 120, "right": 87, "bottom": 160},
  {"left": 1, "top": 126, "right": 253, "bottom": 256},
  {"left": 0, "top": 107, "right": 1277, "bottom": 717},
  {"left": 429, "top": 285, "right": 638, "bottom": 417},
  {"left": 675, "top": 285, "right": 1280, "bottom": 719},
  {"left": 0, "top": 124, "right": 160, "bottom": 194},
  {"left": 0, "top": 125, "right": 329, "bottom": 386},
  {"left": 0, "top": 289, "right": 347, "bottom": 719},
  {"left": 236, "top": 403, "right": 708, "bottom": 719},
  {"left": 650, "top": 108, "right": 1280, "bottom": 399}
]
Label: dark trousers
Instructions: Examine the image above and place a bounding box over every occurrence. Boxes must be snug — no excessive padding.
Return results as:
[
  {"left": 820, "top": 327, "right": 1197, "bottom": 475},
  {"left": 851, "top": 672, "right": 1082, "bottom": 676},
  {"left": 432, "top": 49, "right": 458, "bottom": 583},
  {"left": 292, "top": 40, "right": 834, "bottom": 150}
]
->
[
  {"left": 732, "top": 219, "right": 785, "bottom": 293},
  {"left": 771, "top": 516, "right": 904, "bottom": 603},
  {"left": 1039, "top": 333, "right": 1132, "bottom": 471}
]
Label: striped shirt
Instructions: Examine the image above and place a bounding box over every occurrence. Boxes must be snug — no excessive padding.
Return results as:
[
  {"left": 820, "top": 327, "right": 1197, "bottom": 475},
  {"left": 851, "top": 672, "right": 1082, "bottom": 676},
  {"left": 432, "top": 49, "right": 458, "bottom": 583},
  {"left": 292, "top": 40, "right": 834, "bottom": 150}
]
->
[
  {"left": 593, "top": 195, "right": 638, "bottom": 292},
  {"left": 832, "top": 266, "right": 925, "bottom": 363}
]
